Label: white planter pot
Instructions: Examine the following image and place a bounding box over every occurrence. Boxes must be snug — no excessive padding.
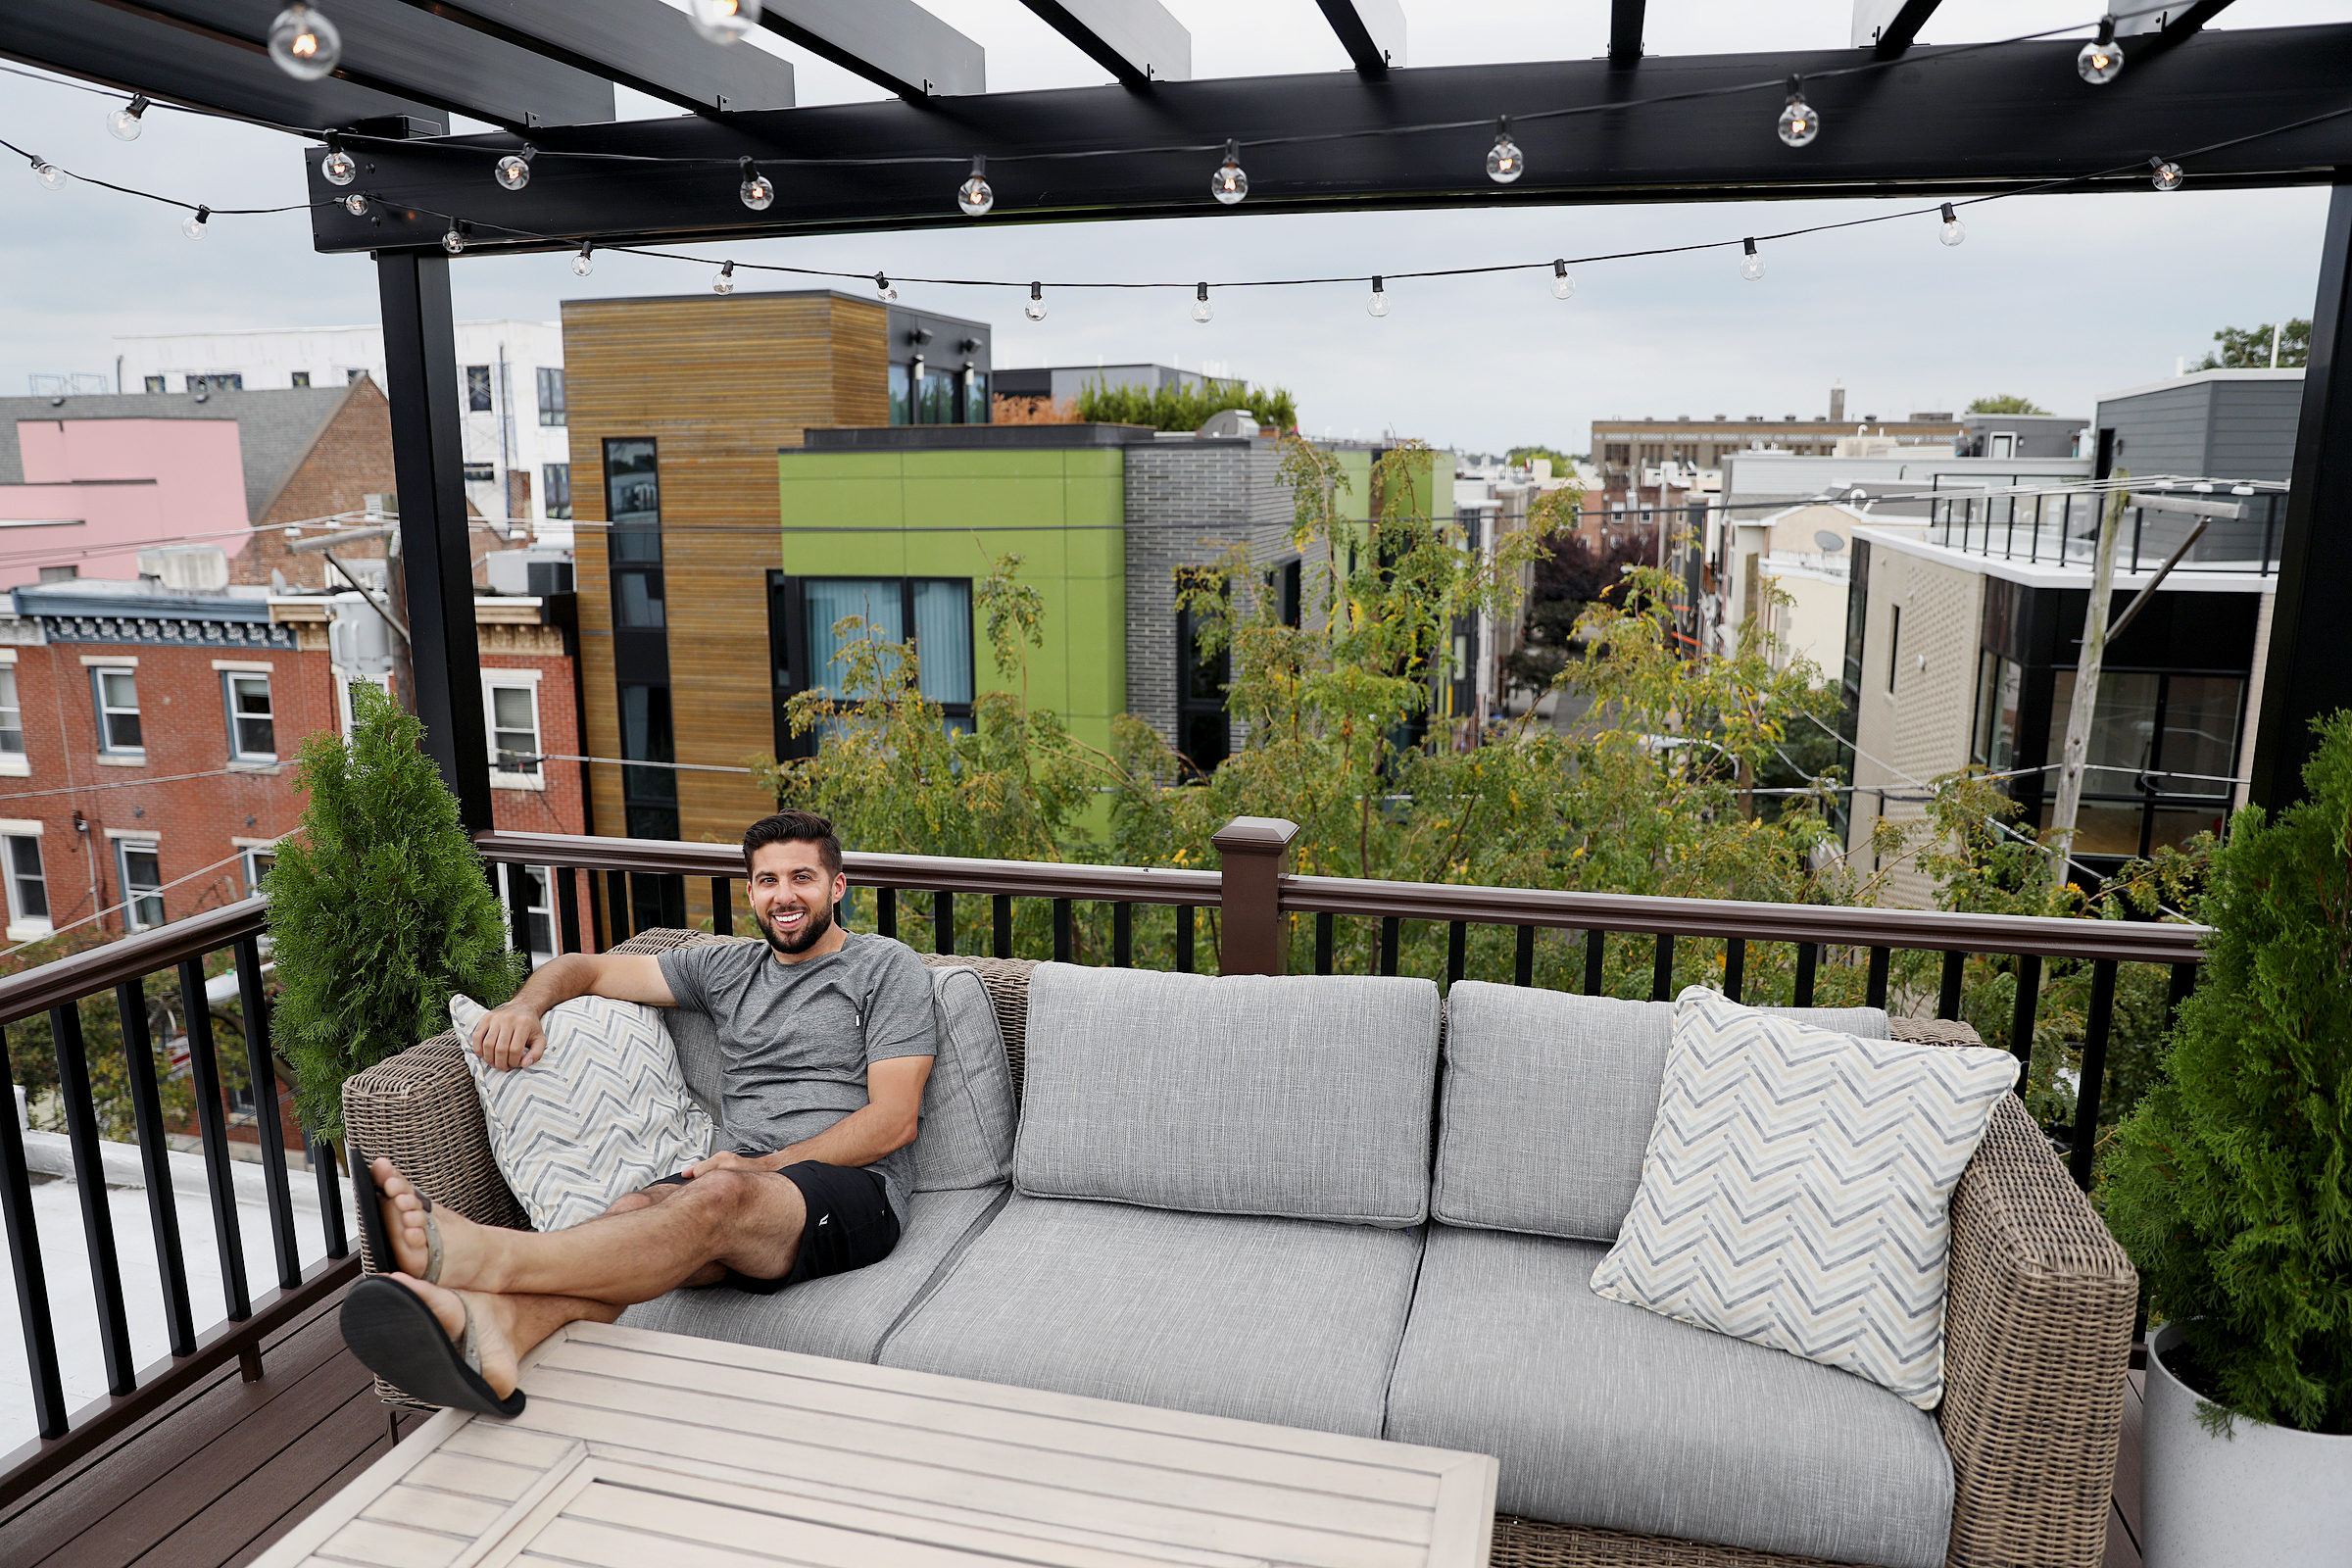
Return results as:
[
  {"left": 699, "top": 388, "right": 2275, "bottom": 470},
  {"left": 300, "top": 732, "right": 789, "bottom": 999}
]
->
[{"left": 2141, "top": 1321, "right": 2352, "bottom": 1568}]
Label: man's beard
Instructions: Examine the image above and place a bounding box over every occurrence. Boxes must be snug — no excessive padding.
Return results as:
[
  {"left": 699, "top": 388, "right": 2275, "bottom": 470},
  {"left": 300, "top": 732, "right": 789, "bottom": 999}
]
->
[{"left": 757, "top": 899, "right": 835, "bottom": 956}]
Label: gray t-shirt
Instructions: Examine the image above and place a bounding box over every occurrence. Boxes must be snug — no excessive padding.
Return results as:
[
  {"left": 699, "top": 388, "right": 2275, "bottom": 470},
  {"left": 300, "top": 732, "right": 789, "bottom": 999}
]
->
[{"left": 657, "top": 932, "right": 935, "bottom": 1221}]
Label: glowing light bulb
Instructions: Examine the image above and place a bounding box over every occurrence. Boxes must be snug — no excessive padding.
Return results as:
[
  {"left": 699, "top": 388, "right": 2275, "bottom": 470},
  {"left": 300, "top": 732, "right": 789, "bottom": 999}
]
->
[
  {"left": 713, "top": 262, "right": 738, "bottom": 295},
  {"left": 874, "top": 272, "right": 898, "bottom": 302},
  {"left": 32, "top": 159, "right": 66, "bottom": 192},
  {"left": 1938, "top": 202, "right": 1966, "bottom": 246},
  {"left": 1211, "top": 140, "right": 1248, "bottom": 206},
  {"left": 1778, "top": 77, "right": 1819, "bottom": 148},
  {"left": 1191, "top": 282, "right": 1212, "bottom": 324},
  {"left": 322, "top": 137, "right": 357, "bottom": 186},
  {"left": 109, "top": 96, "right": 149, "bottom": 142},
  {"left": 495, "top": 150, "right": 533, "bottom": 191},
  {"left": 269, "top": 3, "right": 342, "bottom": 81},
  {"left": 1550, "top": 259, "right": 1574, "bottom": 300},
  {"left": 2149, "top": 157, "right": 2183, "bottom": 191},
  {"left": 182, "top": 205, "right": 210, "bottom": 241},
  {"left": 735, "top": 157, "right": 775, "bottom": 212},
  {"left": 1367, "top": 275, "right": 1392, "bottom": 318},
  {"left": 342, "top": 192, "right": 368, "bottom": 216},
  {"left": 441, "top": 221, "right": 466, "bottom": 254},
  {"left": 957, "top": 156, "right": 994, "bottom": 218},
  {"left": 2078, "top": 19, "right": 2123, "bottom": 84},
  {"left": 1024, "top": 281, "right": 1047, "bottom": 321},
  {"left": 571, "top": 242, "right": 594, "bottom": 277},
  {"left": 1740, "top": 238, "right": 1765, "bottom": 281},
  {"left": 687, "top": 0, "right": 760, "bottom": 45},
  {"left": 1487, "top": 118, "right": 1524, "bottom": 184}
]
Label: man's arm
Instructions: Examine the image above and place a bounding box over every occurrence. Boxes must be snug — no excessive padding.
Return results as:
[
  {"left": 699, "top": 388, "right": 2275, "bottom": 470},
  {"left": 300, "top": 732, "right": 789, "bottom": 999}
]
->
[
  {"left": 689, "top": 1054, "right": 931, "bottom": 1176},
  {"left": 468, "top": 953, "right": 676, "bottom": 1071}
]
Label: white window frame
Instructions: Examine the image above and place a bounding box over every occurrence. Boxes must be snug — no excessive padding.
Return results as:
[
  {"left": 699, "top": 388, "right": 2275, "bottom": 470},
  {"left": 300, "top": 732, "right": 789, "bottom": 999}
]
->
[
  {"left": 233, "top": 837, "right": 278, "bottom": 898},
  {"left": 484, "top": 668, "right": 548, "bottom": 790},
  {"left": 111, "top": 833, "right": 165, "bottom": 931},
  {"left": 336, "top": 670, "right": 394, "bottom": 735},
  {"left": 0, "top": 819, "right": 51, "bottom": 941},
  {"left": 496, "top": 863, "right": 558, "bottom": 964},
  {"left": 0, "top": 652, "right": 25, "bottom": 776},
  {"left": 86, "top": 657, "right": 144, "bottom": 759},
  {"left": 219, "top": 665, "right": 278, "bottom": 763}
]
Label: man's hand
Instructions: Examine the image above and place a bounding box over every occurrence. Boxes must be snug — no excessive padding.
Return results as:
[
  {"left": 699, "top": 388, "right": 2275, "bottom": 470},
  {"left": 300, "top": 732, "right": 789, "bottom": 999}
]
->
[
  {"left": 684, "top": 1149, "right": 785, "bottom": 1178},
  {"left": 469, "top": 1004, "right": 548, "bottom": 1071}
]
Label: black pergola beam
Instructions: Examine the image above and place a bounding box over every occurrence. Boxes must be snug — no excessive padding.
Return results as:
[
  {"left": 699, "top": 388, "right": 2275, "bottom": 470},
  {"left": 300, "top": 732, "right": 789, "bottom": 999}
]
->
[
  {"left": 95, "top": 0, "right": 613, "bottom": 130},
  {"left": 1857, "top": 0, "right": 1945, "bottom": 58},
  {"left": 387, "top": 0, "right": 794, "bottom": 115},
  {"left": 2166, "top": 0, "right": 2241, "bottom": 31},
  {"left": 307, "top": 25, "right": 2352, "bottom": 255},
  {"left": 2250, "top": 178, "right": 2352, "bottom": 811},
  {"left": 758, "top": 0, "right": 984, "bottom": 101},
  {"left": 1017, "top": 0, "right": 1190, "bottom": 87},
  {"left": 1609, "top": 0, "right": 1644, "bottom": 69},
  {"left": 1314, "top": 0, "right": 1405, "bottom": 76},
  {"left": 3, "top": 0, "right": 446, "bottom": 130}
]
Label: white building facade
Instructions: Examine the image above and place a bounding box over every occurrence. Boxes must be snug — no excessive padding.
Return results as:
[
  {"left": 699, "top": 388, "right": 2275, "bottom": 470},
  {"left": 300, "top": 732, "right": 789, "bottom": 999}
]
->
[{"left": 111, "top": 321, "right": 573, "bottom": 545}]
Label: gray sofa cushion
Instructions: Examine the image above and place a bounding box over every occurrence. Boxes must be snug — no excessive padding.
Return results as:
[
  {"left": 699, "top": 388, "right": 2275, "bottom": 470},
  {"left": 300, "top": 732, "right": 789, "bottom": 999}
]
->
[
  {"left": 1386, "top": 1225, "right": 1952, "bottom": 1568},
  {"left": 616, "top": 1184, "right": 1008, "bottom": 1363},
  {"left": 1014, "top": 964, "right": 1440, "bottom": 1225},
  {"left": 1434, "top": 983, "right": 1890, "bottom": 1243},
  {"left": 879, "top": 1196, "right": 1425, "bottom": 1439},
  {"left": 664, "top": 959, "right": 1015, "bottom": 1194}
]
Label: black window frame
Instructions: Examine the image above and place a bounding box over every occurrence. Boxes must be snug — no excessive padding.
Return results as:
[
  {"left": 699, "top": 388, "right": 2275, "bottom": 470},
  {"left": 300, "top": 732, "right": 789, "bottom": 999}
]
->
[
  {"left": 537, "top": 367, "right": 566, "bottom": 426},
  {"left": 466, "top": 364, "right": 494, "bottom": 413}
]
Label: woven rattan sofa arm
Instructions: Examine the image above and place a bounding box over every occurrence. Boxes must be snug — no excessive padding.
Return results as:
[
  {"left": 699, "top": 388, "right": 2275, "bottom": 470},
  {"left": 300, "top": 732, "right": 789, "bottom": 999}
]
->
[{"left": 1889, "top": 1016, "right": 2136, "bottom": 1568}]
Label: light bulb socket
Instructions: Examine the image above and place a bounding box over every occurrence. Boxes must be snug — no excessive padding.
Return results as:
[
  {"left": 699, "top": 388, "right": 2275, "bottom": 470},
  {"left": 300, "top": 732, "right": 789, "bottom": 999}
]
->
[
  {"left": 1197, "top": 281, "right": 1208, "bottom": 301},
  {"left": 2096, "top": 16, "right": 2116, "bottom": 43},
  {"left": 126, "top": 95, "right": 150, "bottom": 120},
  {"left": 1224, "top": 139, "right": 1240, "bottom": 164},
  {"left": 1030, "top": 281, "right": 1043, "bottom": 301},
  {"left": 1940, "top": 202, "right": 1956, "bottom": 223},
  {"left": 970, "top": 154, "right": 986, "bottom": 176},
  {"left": 1743, "top": 238, "right": 1757, "bottom": 257},
  {"left": 1372, "top": 274, "right": 1385, "bottom": 291},
  {"left": 193, "top": 205, "right": 211, "bottom": 224},
  {"left": 1553, "top": 259, "right": 1568, "bottom": 277}
]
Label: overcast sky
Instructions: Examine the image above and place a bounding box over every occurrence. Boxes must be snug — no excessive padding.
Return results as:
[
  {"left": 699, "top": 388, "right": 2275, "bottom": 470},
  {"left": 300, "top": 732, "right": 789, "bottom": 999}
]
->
[{"left": 2, "top": 0, "right": 2343, "bottom": 455}]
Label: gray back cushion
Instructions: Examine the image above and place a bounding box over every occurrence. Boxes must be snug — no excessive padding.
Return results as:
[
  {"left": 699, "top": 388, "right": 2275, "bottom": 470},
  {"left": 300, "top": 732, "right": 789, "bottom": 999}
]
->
[
  {"left": 1014, "top": 963, "right": 1441, "bottom": 1226},
  {"left": 1434, "top": 983, "right": 1891, "bottom": 1243},
  {"left": 661, "top": 961, "right": 1015, "bottom": 1193}
]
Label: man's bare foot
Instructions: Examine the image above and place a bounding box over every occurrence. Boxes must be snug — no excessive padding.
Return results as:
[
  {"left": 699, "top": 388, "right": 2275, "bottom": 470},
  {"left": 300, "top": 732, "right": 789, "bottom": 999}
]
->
[
  {"left": 386, "top": 1272, "right": 521, "bottom": 1398},
  {"left": 371, "top": 1158, "right": 501, "bottom": 1291}
]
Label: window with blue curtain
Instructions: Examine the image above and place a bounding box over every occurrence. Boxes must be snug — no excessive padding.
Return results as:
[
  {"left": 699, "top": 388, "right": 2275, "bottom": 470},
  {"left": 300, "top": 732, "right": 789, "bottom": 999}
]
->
[{"left": 796, "top": 577, "right": 973, "bottom": 730}]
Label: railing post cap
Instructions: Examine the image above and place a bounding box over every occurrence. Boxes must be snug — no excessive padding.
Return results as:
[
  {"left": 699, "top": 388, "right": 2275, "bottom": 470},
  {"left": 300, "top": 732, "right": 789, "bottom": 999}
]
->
[{"left": 1211, "top": 817, "right": 1300, "bottom": 853}]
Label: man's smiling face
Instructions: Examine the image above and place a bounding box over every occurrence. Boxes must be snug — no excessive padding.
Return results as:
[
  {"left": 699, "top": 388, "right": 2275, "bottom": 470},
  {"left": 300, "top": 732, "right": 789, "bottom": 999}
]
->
[{"left": 747, "top": 839, "right": 849, "bottom": 959}]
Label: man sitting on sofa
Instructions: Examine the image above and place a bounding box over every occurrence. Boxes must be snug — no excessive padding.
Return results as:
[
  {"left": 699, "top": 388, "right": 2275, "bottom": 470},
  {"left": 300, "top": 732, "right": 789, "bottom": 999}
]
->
[{"left": 340, "top": 808, "right": 937, "bottom": 1417}]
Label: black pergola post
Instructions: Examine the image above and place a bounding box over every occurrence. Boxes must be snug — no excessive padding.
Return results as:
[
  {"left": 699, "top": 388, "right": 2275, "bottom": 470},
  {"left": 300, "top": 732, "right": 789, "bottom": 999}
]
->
[
  {"left": 2249, "top": 180, "right": 2352, "bottom": 812},
  {"left": 375, "top": 250, "right": 493, "bottom": 832}
]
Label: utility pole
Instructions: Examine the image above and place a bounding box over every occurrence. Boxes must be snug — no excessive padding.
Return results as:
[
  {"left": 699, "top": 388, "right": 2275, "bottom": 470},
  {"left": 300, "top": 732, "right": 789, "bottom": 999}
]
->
[{"left": 2050, "top": 481, "right": 2130, "bottom": 866}]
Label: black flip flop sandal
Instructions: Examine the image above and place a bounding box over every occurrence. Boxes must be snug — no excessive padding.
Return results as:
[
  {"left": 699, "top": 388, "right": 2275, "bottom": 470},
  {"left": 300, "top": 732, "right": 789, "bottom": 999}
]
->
[
  {"left": 340, "top": 1275, "right": 526, "bottom": 1418},
  {"left": 352, "top": 1147, "right": 447, "bottom": 1283}
]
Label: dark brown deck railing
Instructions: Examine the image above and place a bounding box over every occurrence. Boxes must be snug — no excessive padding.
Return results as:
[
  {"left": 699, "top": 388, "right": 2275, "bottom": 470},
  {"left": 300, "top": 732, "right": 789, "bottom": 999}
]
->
[{"left": 0, "top": 818, "right": 2206, "bottom": 1505}]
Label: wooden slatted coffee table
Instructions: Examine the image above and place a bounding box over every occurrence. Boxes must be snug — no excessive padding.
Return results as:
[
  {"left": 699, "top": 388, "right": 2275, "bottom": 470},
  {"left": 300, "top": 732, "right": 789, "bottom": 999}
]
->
[{"left": 256, "top": 1319, "right": 1497, "bottom": 1567}]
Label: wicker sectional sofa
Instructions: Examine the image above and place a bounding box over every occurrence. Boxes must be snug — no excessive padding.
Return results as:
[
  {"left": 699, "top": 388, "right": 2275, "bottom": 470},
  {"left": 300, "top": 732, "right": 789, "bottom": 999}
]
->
[{"left": 343, "top": 931, "right": 2137, "bottom": 1568}]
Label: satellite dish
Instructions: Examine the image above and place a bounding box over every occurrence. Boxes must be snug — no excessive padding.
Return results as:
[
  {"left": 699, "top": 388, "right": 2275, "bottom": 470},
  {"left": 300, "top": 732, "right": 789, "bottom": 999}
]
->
[{"left": 1814, "top": 530, "right": 1848, "bottom": 553}]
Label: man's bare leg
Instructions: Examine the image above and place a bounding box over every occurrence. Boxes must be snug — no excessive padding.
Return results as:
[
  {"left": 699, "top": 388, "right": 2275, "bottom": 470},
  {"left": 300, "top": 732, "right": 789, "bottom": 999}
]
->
[
  {"left": 371, "top": 1158, "right": 803, "bottom": 1304},
  {"left": 382, "top": 1273, "right": 619, "bottom": 1398}
]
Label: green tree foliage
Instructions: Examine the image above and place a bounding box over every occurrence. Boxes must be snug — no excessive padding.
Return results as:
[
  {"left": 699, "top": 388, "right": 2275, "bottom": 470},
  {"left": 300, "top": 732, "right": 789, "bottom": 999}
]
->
[
  {"left": 1505, "top": 445, "right": 1576, "bottom": 470},
  {"left": 1074, "top": 377, "right": 1298, "bottom": 432},
  {"left": 1505, "top": 530, "right": 1653, "bottom": 696},
  {"left": 756, "top": 437, "right": 1877, "bottom": 1001},
  {"left": 1966, "top": 395, "right": 2050, "bottom": 415},
  {"left": 2102, "top": 714, "right": 2352, "bottom": 1436},
  {"left": 2197, "top": 318, "right": 2310, "bottom": 369},
  {"left": 269, "top": 682, "right": 523, "bottom": 1138}
]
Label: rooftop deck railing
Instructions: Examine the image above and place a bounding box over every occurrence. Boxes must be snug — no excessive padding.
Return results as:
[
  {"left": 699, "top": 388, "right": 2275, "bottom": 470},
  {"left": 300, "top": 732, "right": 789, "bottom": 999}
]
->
[
  {"left": 1924, "top": 479, "right": 2288, "bottom": 575},
  {"left": 0, "top": 819, "right": 2208, "bottom": 1506}
]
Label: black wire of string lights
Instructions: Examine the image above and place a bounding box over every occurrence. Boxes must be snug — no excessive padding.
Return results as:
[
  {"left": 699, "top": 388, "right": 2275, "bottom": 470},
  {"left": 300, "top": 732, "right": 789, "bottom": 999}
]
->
[{"left": 7, "top": 3, "right": 2350, "bottom": 297}]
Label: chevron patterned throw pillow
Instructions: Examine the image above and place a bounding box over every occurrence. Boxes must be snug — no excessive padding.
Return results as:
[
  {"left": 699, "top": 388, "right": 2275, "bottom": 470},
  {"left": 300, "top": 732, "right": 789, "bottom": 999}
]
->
[
  {"left": 1589, "top": 986, "right": 2020, "bottom": 1408},
  {"left": 451, "top": 993, "right": 719, "bottom": 1232}
]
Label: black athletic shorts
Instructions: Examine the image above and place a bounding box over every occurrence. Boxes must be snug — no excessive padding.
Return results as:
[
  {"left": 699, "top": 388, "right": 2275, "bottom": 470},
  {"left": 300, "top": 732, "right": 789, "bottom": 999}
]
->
[{"left": 648, "top": 1160, "right": 900, "bottom": 1295}]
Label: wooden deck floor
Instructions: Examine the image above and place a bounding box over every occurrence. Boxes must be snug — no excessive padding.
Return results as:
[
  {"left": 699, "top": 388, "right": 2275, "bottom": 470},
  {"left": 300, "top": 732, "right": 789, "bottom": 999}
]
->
[
  {"left": 1, "top": 1283, "right": 2150, "bottom": 1568},
  {"left": 0, "top": 1286, "right": 425, "bottom": 1568}
]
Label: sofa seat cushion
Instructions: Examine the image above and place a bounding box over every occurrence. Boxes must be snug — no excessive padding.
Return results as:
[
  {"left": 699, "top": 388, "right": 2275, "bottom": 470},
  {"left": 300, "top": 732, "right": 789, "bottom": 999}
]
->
[
  {"left": 1435, "top": 982, "right": 1892, "bottom": 1244},
  {"left": 1015, "top": 965, "right": 1440, "bottom": 1225},
  {"left": 879, "top": 1196, "right": 1425, "bottom": 1439},
  {"left": 616, "top": 1184, "right": 1008, "bottom": 1365},
  {"left": 1387, "top": 1226, "right": 1953, "bottom": 1568}
]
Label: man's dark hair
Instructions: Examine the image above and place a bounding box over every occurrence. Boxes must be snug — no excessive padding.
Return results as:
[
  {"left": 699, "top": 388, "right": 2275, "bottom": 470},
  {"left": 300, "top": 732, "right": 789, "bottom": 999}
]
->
[{"left": 742, "top": 810, "right": 842, "bottom": 878}]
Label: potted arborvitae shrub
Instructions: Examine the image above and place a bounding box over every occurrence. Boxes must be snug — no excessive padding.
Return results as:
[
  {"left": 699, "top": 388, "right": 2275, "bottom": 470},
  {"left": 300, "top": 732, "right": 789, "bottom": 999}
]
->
[
  {"left": 270, "top": 682, "right": 524, "bottom": 1144},
  {"left": 2103, "top": 712, "right": 2352, "bottom": 1568}
]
